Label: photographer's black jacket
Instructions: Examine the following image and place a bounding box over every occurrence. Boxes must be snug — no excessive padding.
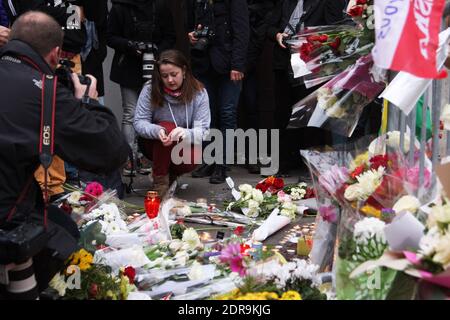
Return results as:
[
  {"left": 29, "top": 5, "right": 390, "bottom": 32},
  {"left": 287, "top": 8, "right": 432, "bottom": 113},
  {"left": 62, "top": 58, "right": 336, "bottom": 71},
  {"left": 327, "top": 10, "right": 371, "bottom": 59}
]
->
[
  {"left": 107, "top": 0, "right": 176, "bottom": 88},
  {"left": 1, "top": 0, "right": 87, "bottom": 54},
  {"left": 0, "top": 40, "right": 130, "bottom": 221},
  {"left": 186, "top": 0, "right": 250, "bottom": 75},
  {"left": 266, "top": 0, "right": 347, "bottom": 71}
]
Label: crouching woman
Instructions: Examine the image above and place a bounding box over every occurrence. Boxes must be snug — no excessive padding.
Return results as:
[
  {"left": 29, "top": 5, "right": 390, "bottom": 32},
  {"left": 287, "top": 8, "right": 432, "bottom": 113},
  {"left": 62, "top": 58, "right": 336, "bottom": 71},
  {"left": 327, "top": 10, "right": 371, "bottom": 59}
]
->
[{"left": 134, "top": 50, "right": 210, "bottom": 197}]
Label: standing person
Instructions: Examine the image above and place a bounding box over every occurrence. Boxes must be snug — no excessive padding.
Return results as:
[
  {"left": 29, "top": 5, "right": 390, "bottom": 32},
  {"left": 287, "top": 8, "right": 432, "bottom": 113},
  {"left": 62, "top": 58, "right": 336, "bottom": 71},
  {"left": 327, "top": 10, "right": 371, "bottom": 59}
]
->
[
  {"left": 187, "top": 0, "right": 249, "bottom": 184},
  {"left": 241, "top": 0, "right": 276, "bottom": 174},
  {"left": 0, "top": 11, "right": 129, "bottom": 298},
  {"left": 266, "top": 0, "right": 346, "bottom": 175},
  {"left": 107, "top": 0, "right": 176, "bottom": 176},
  {"left": 134, "top": 50, "right": 210, "bottom": 197}
]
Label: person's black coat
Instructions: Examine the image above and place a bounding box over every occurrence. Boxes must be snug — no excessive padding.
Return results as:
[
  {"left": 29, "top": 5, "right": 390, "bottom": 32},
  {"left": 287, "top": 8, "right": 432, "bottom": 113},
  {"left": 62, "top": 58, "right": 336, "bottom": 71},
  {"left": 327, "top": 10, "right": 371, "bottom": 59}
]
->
[
  {"left": 1, "top": 0, "right": 87, "bottom": 53},
  {"left": 0, "top": 39, "right": 130, "bottom": 220},
  {"left": 80, "top": 0, "right": 108, "bottom": 96},
  {"left": 106, "top": 0, "right": 176, "bottom": 88},
  {"left": 186, "top": 0, "right": 250, "bottom": 75},
  {"left": 266, "top": 0, "right": 346, "bottom": 71}
]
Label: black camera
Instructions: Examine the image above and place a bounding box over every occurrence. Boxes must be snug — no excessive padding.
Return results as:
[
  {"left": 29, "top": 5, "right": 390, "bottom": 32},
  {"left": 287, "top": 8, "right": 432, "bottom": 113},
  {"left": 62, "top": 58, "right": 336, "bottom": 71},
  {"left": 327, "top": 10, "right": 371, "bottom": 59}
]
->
[
  {"left": 0, "top": 220, "right": 49, "bottom": 265},
  {"left": 192, "top": 26, "right": 215, "bottom": 51},
  {"left": 55, "top": 59, "right": 91, "bottom": 92}
]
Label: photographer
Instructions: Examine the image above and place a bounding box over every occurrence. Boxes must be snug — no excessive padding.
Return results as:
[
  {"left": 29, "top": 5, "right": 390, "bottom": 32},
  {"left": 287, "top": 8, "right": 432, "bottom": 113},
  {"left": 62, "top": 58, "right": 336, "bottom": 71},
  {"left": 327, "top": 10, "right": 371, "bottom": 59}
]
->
[
  {"left": 266, "top": 0, "right": 346, "bottom": 175},
  {"left": 186, "top": 0, "right": 249, "bottom": 184},
  {"left": 0, "top": 11, "right": 130, "bottom": 299},
  {"left": 107, "top": 0, "right": 176, "bottom": 176}
]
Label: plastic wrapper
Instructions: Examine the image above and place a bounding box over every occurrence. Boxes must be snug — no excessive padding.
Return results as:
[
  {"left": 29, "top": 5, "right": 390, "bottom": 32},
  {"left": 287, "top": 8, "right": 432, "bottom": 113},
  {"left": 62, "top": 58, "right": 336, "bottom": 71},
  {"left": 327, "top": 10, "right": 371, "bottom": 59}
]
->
[
  {"left": 286, "top": 24, "right": 373, "bottom": 88},
  {"left": 288, "top": 54, "right": 385, "bottom": 137}
]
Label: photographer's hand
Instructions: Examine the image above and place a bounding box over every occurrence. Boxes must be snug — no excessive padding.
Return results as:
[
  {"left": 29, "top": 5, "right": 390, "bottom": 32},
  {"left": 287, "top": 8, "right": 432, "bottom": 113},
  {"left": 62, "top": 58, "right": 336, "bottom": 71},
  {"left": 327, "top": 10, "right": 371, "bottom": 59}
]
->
[
  {"left": 188, "top": 24, "right": 202, "bottom": 45},
  {"left": 0, "top": 26, "right": 10, "bottom": 47},
  {"left": 276, "top": 32, "right": 288, "bottom": 49},
  {"left": 230, "top": 70, "right": 244, "bottom": 82},
  {"left": 71, "top": 73, "right": 98, "bottom": 101}
]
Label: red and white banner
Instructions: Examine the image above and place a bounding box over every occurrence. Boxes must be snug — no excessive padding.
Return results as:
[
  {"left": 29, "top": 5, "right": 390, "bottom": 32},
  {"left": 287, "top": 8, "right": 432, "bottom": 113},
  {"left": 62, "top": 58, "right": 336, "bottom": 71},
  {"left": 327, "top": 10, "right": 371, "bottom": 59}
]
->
[{"left": 372, "top": 0, "right": 446, "bottom": 78}]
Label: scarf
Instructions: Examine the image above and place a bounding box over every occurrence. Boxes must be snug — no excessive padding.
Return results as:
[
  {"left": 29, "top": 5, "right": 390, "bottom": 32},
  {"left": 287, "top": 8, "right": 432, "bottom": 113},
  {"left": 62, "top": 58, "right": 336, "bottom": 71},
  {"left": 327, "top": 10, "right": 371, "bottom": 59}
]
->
[
  {"left": 163, "top": 87, "right": 182, "bottom": 98},
  {"left": 284, "top": 0, "right": 304, "bottom": 35}
]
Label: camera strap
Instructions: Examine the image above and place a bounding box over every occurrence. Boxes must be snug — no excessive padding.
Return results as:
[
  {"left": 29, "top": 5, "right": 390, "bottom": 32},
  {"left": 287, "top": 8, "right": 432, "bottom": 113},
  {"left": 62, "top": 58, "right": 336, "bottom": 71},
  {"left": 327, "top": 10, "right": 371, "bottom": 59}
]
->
[{"left": 6, "top": 74, "right": 57, "bottom": 229}]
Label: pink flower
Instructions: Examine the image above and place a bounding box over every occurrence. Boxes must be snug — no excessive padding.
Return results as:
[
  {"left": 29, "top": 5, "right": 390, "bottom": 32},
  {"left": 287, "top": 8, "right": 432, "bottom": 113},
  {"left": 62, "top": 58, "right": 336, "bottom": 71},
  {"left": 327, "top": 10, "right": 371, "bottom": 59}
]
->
[
  {"left": 405, "top": 166, "right": 431, "bottom": 190},
  {"left": 277, "top": 190, "right": 291, "bottom": 203},
  {"left": 319, "top": 165, "right": 349, "bottom": 194},
  {"left": 219, "top": 243, "right": 246, "bottom": 276},
  {"left": 319, "top": 205, "right": 337, "bottom": 223},
  {"left": 85, "top": 182, "right": 104, "bottom": 197}
]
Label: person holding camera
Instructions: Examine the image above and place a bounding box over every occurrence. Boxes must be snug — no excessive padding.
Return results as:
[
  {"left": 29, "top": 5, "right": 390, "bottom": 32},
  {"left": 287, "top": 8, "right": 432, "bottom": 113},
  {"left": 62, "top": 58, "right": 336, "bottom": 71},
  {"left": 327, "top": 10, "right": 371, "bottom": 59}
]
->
[
  {"left": 107, "top": 0, "right": 176, "bottom": 177},
  {"left": 186, "top": 0, "right": 249, "bottom": 184},
  {"left": 266, "top": 0, "right": 346, "bottom": 175},
  {"left": 0, "top": 11, "right": 130, "bottom": 299},
  {"left": 134, "top": 50, "right": 211, "bottom": 197}
]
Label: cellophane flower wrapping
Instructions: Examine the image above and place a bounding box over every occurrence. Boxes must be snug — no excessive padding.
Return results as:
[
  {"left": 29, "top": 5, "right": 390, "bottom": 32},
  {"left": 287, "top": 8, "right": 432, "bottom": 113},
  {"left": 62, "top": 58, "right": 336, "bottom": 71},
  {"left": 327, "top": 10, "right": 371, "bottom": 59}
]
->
[{"left": 289, "top": 54, "right": 385, "bottom": 137}]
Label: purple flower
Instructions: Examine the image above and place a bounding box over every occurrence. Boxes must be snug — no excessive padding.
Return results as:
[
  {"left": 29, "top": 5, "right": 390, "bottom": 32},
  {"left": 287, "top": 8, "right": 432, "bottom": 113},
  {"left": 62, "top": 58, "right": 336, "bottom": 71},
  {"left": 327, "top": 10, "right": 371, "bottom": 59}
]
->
[
  {"left": 219, "top": 243, "right": 246, "bottom": 276},
  {"left": 319, "top": 205, "right": 337, "bottom": 223}
]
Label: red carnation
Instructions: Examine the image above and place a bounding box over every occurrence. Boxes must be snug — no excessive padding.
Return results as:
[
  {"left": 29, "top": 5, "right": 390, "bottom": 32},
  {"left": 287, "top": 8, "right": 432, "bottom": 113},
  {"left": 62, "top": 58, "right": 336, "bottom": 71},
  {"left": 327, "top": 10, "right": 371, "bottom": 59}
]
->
[
  {"left": 370, "top": 154, "right": 388, "bottom": 170},
  {"left": 348, "top": 5, "right": 364, "bottom": 17},
  {"left": 123, "top": 266, "right": 136, "bottom": 284},
  {"left": 350, "top": 165, "right": 365, "bottom": 180}
]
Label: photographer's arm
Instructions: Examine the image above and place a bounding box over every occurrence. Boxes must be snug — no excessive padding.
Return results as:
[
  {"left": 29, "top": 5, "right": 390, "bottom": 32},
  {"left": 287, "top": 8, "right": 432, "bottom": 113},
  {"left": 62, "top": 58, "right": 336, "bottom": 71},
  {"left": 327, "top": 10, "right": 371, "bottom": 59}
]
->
[
  {"left": 133, "top": 84, "right": 166, "bottom": 140},
  {"left": 54, "top": 86, "right": 130, "bottom": 174}
]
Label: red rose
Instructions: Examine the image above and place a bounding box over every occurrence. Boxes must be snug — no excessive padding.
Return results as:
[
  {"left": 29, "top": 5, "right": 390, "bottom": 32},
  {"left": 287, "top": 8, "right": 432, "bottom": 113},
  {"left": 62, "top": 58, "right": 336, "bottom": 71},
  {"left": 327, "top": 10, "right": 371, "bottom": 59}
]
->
[
  {"left": 299, "top": 42, "right": 314, "bottom": 60},
  {"left": 240, "top": 244, "right": 251, "bottom": 256},
  {"left": 348, "top": 5, "right": 364, "bottom": 17},
  {"left": 356, "top": 0, "right": 367, "bottom": 4},
  {"left": 233, "top": 226, "right": 245, "bottom": 236},
  {"left": 304, "top": 187, "right": 315, "bottom": 199},
  {"left": 329, "top": 37, "right": 341, "bottom": 50},
  {"left": 318, "top": 34, "right": 329, "bottom": 42},
  {"left": 89, "top": 283, "right": 98, "bottom": 298},
  {"left": 273, "top": 178, "right": 284, "bottom": 189},
  {"left": 306, "top": 35, "right": 321, "bottom": 42},
  {"left": 123, "top": 266, "right": 136, "bottom": 284},
  {"left": 256, "top": 182, "right": 268, "bottom": 193},
  {"left": 350, "top": 165, "right": 365, "bottom": 180}
]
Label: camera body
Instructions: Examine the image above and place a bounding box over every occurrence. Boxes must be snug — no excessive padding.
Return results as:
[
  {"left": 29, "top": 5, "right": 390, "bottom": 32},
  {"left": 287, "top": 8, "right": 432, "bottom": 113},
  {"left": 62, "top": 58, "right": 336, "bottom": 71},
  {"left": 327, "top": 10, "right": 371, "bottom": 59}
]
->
[
  {"left": 55, "top": 59, "right": 91, "bottom": 92},
  {"left": 0, "top": 220, "right": 48, "bottom": 265},
  {"left": 192, "top": 26, "right": 215, "bottom": 51},
  {"left": 134, "top": 42, "right": 156, "bottom": 82}
]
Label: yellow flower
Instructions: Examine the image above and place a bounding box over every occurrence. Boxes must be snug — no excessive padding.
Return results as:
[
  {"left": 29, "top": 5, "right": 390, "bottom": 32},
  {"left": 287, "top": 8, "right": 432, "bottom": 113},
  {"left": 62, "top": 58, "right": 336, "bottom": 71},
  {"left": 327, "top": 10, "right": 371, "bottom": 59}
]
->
[
  {"left": 78, "top": 261, "right": 92, "bottom": 271},
  {"left": 280, "top": 291, "right": 302, "bottom": 300},
  {"left": 360, "top": 205, "right": 381, "bottom": 219},
  {"left": 262, "top": 292, "right": 279, "bottom": 300},
  {"left": 350, "top": 152, "right": 369, "bottom": 171}
]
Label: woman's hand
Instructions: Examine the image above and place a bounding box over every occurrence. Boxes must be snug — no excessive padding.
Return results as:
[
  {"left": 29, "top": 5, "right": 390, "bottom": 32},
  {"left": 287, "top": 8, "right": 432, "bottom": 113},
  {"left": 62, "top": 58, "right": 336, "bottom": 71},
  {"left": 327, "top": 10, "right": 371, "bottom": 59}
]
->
[
  {"left": 276, "top": 32, "right": 288, "bottom": 49},
  {"left": 168, "top": 127, "right": 187, "bottom": 142},
  {"left": 158, "top": 128, "right": 172, "bottom": 146}
]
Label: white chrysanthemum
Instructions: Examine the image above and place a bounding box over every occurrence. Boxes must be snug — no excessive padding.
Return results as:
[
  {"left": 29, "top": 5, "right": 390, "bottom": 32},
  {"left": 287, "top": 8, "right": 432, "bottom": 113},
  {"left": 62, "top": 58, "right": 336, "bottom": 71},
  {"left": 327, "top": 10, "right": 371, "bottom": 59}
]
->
[
  {"left": 182, "top": 228, "right": 201, "bottom": 250},
  {"left": 345, "top": 167, "right": 384, "bottom": 201},
  {"left": 418, "top": 226, "right": 440, "bottom": 257},
  {"left": 353, "top": 217, "right": 386, "bottom": 245},
  {"left": 393, "top": 195, "right": 421, "bottom": 214},
  {"left": 432, "top": 232, "right": 450, "bottom": 268},
  {"left": 431, "top": 203, "right": 450, "bottom": 225},
  {"left": 49, "top": 273, "right": 67, "bottom": 297}
]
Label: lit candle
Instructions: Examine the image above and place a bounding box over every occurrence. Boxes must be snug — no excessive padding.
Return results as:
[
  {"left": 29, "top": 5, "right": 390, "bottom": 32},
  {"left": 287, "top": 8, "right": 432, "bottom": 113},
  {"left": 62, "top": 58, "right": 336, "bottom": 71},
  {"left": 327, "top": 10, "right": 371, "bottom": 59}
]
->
[{"left": 144, "top": 191, "right": 160, "bottom": 219}]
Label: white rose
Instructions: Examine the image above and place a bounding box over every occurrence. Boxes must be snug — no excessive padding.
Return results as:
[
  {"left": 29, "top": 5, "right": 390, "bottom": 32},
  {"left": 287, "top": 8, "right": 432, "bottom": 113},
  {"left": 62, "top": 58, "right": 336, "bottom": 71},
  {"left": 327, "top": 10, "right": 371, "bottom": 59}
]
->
[
  {"left": 432, "top": 232, "right": 450, "bottom": 269},
  {"left": 393, "top": 195, "right": 421, "bottom": 214},
  {"left": 182, "top": 228, "right": 202, "bottom": 250},
  {"left": 247, "top": 199, "right": 260, "bottom": 209},
  {"left": 251, "top": 189, "right": 264, "bottom": 203},
  {"left": 49, "top": 273, "right": 67, "bottom": 297},
  {"left": 169, "top": 239, "right": 184, "bottom": 252},
  {"left": 244, "top": 206, "right": 259, "bottom": 218},
  {"left": 72, "top": 206, "right": 85, "bottom": 215},
  {"left": 67, "top": 191, "right": 82, "bottom": 205},
  {"left": 431, "top": 203, "right": 450, "bottom": 225},
  {"left": 239, "top": 184, "right": 253, "bottom": 195}
]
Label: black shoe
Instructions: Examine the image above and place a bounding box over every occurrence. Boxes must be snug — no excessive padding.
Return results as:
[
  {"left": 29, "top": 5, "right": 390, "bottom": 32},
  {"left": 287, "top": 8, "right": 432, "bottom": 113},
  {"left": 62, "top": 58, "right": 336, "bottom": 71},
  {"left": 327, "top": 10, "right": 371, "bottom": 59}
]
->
[
  {"left": 209, "top": 165, "right": 226, "bottom": 184},
  {"left": 191, "top": 164, "right": 215, "bottom": 178}
]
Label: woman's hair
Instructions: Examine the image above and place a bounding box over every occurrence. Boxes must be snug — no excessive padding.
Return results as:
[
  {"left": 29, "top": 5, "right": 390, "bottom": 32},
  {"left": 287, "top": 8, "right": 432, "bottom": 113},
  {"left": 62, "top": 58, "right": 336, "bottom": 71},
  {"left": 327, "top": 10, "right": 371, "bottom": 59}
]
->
[{"left": 151, "top": 49, "right": 204, "bottom": 107}]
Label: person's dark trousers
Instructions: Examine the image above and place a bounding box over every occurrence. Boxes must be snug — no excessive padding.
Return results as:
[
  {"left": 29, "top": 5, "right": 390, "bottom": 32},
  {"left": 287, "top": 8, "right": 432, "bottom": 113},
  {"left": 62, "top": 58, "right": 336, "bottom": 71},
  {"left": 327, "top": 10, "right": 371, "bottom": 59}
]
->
[
  {"left": 241, "top": 70, "right": 259, "bottom": 166},
  {"left": 197, "top": 68, "right": 242, "bottom": 167},
  {"left": 274, "top": 70, "right": 316, "bottom": 173}
]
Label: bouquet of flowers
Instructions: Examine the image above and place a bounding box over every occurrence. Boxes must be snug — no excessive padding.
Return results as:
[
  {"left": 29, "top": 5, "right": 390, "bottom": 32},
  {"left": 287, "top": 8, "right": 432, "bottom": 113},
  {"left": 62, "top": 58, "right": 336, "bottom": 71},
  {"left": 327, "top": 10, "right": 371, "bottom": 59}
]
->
[
  {"left": 289, "top": 54, "right": 385, "bottom": 137},
  {"left": 49, "top": 248, "right": 136, "bottom": 300}
]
